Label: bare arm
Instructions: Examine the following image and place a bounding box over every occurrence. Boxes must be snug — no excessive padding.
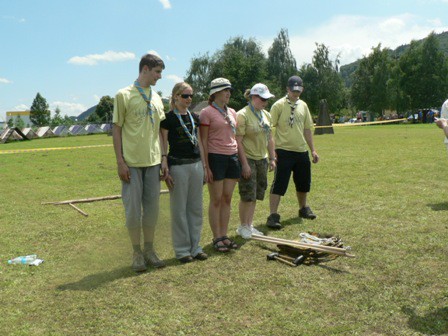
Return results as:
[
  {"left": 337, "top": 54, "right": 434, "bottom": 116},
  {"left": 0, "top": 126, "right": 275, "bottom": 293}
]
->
[
  {"left": 159, "top": 130, "right": 169, "bottom": 181},
  {"left": 236, "top": 135, "right": 251, "bottom": 179},
  {"left": 304, "top": 128, "right": 319, "bottom": 164},
  {"left": 112, "top": 124, "right": 130, "bottom": 183},
  {"left": 267, "top": 132, "right": 276, "bottom": 171},
  {"left": 200, "top": 125, "right": 213, "bottom": 183}
]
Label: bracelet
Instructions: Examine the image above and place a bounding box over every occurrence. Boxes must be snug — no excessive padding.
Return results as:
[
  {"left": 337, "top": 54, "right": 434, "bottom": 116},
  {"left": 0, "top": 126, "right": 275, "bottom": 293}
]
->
[
  {"left": 269, "top": 158, "right": 276, "bottom": 161},
  {"left": 161, "top": 154, "right": 167, "bottom": 157}
]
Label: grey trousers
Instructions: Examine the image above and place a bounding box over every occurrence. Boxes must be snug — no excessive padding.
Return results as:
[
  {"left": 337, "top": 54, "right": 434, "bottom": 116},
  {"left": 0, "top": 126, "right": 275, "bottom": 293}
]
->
[
  {"left": 122, "top": 166, "right": 160, "bottom": 229},
  {"left": 169, "top": 161, "right": 204, "bottom": 259}
]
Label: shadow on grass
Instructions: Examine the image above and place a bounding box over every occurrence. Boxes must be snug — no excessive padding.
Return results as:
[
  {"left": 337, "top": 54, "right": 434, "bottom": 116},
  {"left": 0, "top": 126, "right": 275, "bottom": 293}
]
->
[
  {"left": 427, "top": 202, "right": 448, "bottom": 211},
  {"left": 402, "top": 306, "right": 448, "bottom": 335},
  {"left": 56, "top": 258, "right": 183, "bottom": 291}
]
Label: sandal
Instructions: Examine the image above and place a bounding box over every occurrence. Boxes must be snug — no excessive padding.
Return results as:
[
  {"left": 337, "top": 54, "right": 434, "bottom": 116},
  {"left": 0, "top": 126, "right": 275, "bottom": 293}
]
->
[
  {"left": 221, "top": 235, "right": 239, "bottom": 249},
  {"left": 213, "top": 237, "right": 230, "bottom": 253}
]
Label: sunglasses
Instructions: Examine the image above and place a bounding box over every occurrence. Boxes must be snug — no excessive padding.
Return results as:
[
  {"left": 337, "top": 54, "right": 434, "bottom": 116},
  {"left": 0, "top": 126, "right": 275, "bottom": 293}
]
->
[
  {"left": 258, "top": 96, "right": 268, "bottom": 102},
  {"left": 180, "top": 94, "right": 193, "bottom": 99}
]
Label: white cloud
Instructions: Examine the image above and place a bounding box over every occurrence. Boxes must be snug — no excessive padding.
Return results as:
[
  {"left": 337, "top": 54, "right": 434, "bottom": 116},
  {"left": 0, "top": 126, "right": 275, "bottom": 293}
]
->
[
  {"left": 0, "top": 77, "right": 11, "bottom": 84},
  {"left": 68, "top": 51, "right": 135, "bottom": 66},
  {"left": 278, "top": 13, "right": 448, "bottom": 66},
  {"left": 159, "top": 0, "right": 172, "bottom": 9},
  {"left": 50, "top": 101, "right": 87, "bottom": 117},
  {"left": 93, "top": 95, "right": 101, "bottom": 103},
  {"left": 147, "top": 50, "right": 162, "bottom": 58},
  {"left": 166, "top": 74, "right": 183, "bottom": 84},
  {"left": 165, "top": 55, "right": 176, "bottom": 61},
  {"left": 14, "top": 104, "right": 29, "bottom": 111}
]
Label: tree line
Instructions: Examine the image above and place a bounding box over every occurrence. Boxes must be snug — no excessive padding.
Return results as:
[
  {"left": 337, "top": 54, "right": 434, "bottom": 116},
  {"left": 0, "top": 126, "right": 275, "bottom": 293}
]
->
[
  {"left": 15, "top": 29, "right": 448, "bottom": 128},
  {"left": 8, "top": 93, "right": 114, "bottom": 128},
  {"left": 185, "top": 29, "right": 448, "bottom": 119}
]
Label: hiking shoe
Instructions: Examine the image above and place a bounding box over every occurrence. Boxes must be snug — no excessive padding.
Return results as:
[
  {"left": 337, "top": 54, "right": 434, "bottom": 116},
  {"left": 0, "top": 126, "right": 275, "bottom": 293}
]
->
[
  {"left": 266, "top": 213, "right": 282, "bottom": 229},
  {"left": 236, "top": 225, "right": 253, "bottom": 239},
  {"left": 250, "top": 225, "right": 264, "bottom": 236},
  {"left": 193, "top": 252, "right": 208, "bottom": 261},
  {"left": 143, "top": 249, "right": 166, "bottom": 268},
  {"left": 132, "top": 252, "right": 147, "bottom": 272},
  {"left": 299, "top": 206, "right": 317, "bottom": 220}
]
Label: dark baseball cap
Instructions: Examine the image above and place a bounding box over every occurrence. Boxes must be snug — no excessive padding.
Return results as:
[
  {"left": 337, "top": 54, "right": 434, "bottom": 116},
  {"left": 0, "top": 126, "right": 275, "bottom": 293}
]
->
[{"left": 288, "top": 76, "right": 303, "bottom": 92}]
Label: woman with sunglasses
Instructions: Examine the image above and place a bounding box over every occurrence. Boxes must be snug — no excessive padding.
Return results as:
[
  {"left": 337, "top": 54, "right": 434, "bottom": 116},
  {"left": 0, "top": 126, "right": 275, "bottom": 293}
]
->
[
  {"left": 160, "top": 82, "right": 208, "bottom": 263},
  {"left": 235, "top": 83, "right": 276, "bottom": 239},
  {"left": 200, "top": 78, "right": 241, "bottom": 252}
]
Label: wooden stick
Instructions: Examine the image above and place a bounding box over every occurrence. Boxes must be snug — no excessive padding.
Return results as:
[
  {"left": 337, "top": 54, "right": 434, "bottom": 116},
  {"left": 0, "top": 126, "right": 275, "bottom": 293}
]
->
[
  {"left": 252, "top": 234, "right": 355, "bottom": 258},
  {"left": 69, "top": 203, "right": 88, "bottom": 217},
  {"left": 42, "top": 190, "right": 169, "bottom": 205},
  {"left": 253, "top": 234, "right": 348, "bottom": 253}
]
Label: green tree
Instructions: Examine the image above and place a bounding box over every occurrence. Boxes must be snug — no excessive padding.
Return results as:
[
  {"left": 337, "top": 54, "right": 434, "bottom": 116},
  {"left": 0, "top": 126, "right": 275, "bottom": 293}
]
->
[
  {"left": 185, "top": 54, "right": 213, "bottom": 105},
  {"left": 185, "top": 37, "right": 267, "bottom": 109},
  {"left": 400, "top": 32, "right": 448, "bottom": 110},
  {"left": 92, "top": 95, "right": 114, "bottom": 123},
  {"left": 267, "top": 28, "right": 297, "bottom": 97},
  {"left": 7, "top": 118, "right": 14, "bottom": 128},
  {"left": 30, "top": 92, "right": 51, "bottom": 126},
  {"left": 50, "top": 106, "right": 64, "bottom": 127},
  {"left": 351, "top": 44, "right": 394, "bottom": 118},
  {"left": 15, "top": 115, "right": 25, "bottom": 129},
  {"left": 299, "top": 43, "right": 345, "bottom": 115}
]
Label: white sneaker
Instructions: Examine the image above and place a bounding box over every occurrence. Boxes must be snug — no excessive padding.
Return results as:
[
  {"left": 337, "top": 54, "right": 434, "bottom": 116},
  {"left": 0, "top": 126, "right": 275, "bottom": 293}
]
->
[
  {"left": 250, "top": 226, "right": 264, "bottom": 236},
  {"left": 236, "top": 225, "right": 252, "bottom": 239}
]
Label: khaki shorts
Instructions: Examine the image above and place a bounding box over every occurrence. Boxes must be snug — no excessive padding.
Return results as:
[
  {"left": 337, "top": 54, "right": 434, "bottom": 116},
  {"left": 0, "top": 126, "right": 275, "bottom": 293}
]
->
[{"left": 238, "top": 158, "right": 268, "bottom": 202}]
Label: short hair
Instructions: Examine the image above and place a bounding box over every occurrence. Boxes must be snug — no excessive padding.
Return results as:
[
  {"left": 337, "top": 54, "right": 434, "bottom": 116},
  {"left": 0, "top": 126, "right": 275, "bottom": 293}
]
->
[
  {"left": 170, "top": 82, "right": 192, "bottom": 111},
  {"left": 139, "top": 53, "right": 165, "bottom": 72}
]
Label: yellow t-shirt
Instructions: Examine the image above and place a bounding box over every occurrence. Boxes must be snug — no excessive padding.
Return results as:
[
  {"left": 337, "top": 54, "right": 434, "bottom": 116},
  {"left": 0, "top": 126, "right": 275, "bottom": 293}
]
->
[
  {"left": 236, "top": 105, "right": 271, "bottom": 160},
  {"left": 113, "top": 84, "right": 165, "bottom": 167},
  {"left": 270, "top": 96, "right": 314, "bottom": 153}
]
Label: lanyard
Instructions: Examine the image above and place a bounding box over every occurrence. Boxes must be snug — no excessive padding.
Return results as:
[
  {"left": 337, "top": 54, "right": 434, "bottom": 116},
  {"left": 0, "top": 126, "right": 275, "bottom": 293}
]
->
[
  {"left": 173, "top": 109, "right": 198, "bottom": 146},
  {"left": 285, "top": 95, "right": 299, "bottom": 127},
  {"left": 134, "top": 80, "right": 154, "bottom": 125},
  {"left": 248, "top": 103, "right": 270, "bottom": 138},
  {"left": 211, "top": 102, "right": 236, "bottom": 134}
]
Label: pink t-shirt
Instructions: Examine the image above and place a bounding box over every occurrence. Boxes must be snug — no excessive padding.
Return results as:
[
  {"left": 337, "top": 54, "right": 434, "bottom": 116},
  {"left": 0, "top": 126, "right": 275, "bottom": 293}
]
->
[{"left": 200, "top": 104, "right": 238, "bottom": 155}]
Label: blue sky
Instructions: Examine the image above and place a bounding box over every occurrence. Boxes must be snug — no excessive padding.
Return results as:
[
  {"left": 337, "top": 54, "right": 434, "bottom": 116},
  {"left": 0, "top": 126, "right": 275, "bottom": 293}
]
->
[{"left": 1, "top": 0, "right": 447, "bottom": 119}]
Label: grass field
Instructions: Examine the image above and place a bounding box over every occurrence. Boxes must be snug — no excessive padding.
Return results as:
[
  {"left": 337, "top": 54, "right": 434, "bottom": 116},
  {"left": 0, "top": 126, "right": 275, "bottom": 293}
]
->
[{"left": 0, "top": 125, "right": 447, "bottom": 336}]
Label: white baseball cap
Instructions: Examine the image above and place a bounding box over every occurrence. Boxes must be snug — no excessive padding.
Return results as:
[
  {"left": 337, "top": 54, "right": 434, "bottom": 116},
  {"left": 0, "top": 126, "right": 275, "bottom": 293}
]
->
[{"left": 250, "top": 83, "right": 275, "bottom": 99}]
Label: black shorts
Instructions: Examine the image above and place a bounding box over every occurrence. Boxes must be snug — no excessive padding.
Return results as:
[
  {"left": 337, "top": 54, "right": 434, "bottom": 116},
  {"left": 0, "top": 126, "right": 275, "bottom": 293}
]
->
[
  {"left": 208, "top": 153, "right": 241, "bottom": 181},
  {"left": 270, "top": 149, "right": 311, "bottom": 196}
]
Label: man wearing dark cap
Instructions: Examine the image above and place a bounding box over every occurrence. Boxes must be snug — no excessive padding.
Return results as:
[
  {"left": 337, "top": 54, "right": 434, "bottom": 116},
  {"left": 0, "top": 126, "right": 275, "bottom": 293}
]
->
[{"left": 266, "top": 76, "right": 319, "bottom": 229}]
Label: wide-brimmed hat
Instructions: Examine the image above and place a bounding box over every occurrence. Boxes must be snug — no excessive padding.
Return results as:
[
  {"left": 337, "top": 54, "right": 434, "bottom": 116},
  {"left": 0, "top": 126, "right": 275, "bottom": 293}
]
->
[
  {"left": 250, "top": 83, "right": 275, "bottom": 99},
  {"left": 209, "top": 78, "right": 232, "bottom": 95},
  {"left": 287, "top": 76, "right": 303, "bottom": 92}
]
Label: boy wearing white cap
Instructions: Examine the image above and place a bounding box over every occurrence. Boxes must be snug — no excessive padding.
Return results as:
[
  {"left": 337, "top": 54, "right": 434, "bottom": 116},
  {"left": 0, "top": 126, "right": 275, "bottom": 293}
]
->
[
  {"left": 266, "top": 76, "right": 319, "bottom": 230},
  {"left": 236, "top": 83, "right": 276, "bottom": 239}
]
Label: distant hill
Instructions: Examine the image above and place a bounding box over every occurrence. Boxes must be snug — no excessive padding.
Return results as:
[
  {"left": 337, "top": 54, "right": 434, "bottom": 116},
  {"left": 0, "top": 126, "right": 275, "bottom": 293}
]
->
[
  {"left": 340, "top": 31, "right": 448, "bottom": 87},
  {"left": 77, "top": 105, "right": 96, "bottom": 121}
]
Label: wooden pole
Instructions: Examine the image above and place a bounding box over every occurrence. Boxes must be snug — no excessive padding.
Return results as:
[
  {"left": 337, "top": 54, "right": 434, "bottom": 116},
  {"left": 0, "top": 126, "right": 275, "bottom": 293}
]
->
[
  {"left": 42, "top": 190, "right": 169, "bottom": 205},
  {"left": 69, "top": 203, "right": 89, "bottom": 217},
  {"left": 251, "top": 234, "right": 355, "bottom": 258}
]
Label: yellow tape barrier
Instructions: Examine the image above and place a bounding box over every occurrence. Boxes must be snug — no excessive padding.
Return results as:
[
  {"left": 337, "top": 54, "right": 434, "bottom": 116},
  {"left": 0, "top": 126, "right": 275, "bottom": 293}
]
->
[
  {"left": 314, "top": 118, "right": 407, "bottom": 128},
  {"left": 0, "top": 144, "right": 113, "bottom": 155}
]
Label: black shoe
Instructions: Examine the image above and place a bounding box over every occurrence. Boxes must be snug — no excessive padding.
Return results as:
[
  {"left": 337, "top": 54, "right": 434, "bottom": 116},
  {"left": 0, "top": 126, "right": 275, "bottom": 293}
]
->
[
  {"left": 194, "top": 252, "right": 208, "bottom": 261},
  {"left": 299, "top": 206, "right": 317, "bottom": 220},
  {"left": 179, "top": 256, "right": 194, "bottom": 263},
  {"left": 143, "top": 249, "right": 166, "bottom": 268},
  {"left": 266, "top": 213, "right": 282, "bottom": 229}
]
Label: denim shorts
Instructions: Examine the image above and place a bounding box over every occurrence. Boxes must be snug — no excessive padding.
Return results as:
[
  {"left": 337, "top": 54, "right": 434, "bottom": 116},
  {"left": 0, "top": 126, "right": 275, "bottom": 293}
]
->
[
  {"left": 208, "top": 153, "right": 241, "bottom": 181},
  {"left": 239, "top": 158, "right": 268, "bottom": 202}
]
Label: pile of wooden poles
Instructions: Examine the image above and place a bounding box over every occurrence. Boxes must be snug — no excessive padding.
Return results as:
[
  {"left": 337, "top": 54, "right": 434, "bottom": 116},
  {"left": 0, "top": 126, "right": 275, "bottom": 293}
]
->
[{"left": 251, "top": 234, "right": 355, "bottom": 259}]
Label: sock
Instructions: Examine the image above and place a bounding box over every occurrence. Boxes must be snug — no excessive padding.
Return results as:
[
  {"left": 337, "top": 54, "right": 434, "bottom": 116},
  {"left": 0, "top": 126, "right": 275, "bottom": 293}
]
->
[{"left": 133, "top": 244, "right": 142, "bottom": 253}]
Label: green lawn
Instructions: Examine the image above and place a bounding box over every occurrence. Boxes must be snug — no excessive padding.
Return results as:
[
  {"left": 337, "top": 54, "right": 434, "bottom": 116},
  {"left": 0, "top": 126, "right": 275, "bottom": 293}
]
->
[{"left": 0, "top": 125, "right": 447, "bottom": 335}]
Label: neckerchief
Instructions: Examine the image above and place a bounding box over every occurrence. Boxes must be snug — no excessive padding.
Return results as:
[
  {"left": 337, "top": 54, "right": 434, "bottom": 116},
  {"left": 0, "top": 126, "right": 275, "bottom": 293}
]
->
[
  {"left": 248, "top": 103, "right": 270, "bottom": 139},
  {"left": 285, "top": 95, "right": 299, "bottom": 127},
  {"left": 173, "top": 108, "right": 198, "bottom": 146},
  {"left": 211, "top": 102, "right": 236, "bottom": 134},
  {"left": 134, "top": 80, "right": 154, "bottom": 125}
]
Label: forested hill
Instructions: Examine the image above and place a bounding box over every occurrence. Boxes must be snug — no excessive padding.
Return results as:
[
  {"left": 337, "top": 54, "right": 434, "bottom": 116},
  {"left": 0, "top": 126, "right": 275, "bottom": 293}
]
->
[{"left": 340, "top": 31, "right": 448, "bottom": 87}]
